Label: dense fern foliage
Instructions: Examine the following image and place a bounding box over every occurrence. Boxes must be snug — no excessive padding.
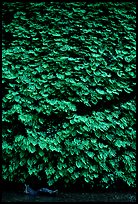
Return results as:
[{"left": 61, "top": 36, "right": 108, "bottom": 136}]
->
[{"left": 2, "top": 2, "right": 136, "bottom": 189}]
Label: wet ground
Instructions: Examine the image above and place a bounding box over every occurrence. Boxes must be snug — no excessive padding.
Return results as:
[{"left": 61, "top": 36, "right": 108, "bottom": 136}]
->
[{"left": 2, "top": 191, "right": 136, "bottom": 202}]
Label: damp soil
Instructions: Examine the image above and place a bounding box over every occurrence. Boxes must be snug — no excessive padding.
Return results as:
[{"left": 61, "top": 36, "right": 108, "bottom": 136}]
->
[{"left": 2, "top": 191, "right": 136, "bottom": 202}]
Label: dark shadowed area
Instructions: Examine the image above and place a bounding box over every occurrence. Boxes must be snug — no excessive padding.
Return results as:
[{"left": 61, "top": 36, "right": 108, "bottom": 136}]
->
[
  {"left": 2, "top": 191, "right": 136, "bottom": 202},
  {"left": 2, "top": 182, "right": 136, "bottom": 202}
]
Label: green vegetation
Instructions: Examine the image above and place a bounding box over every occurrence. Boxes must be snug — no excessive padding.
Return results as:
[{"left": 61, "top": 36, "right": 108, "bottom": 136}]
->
[{"left": 2, "top": 2, "right": 136, "bottom": 189}]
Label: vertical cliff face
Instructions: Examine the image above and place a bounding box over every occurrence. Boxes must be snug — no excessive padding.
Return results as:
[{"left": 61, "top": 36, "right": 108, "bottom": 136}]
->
[{"left": 2, "top": 2, "right": 136, "bottom": 189}]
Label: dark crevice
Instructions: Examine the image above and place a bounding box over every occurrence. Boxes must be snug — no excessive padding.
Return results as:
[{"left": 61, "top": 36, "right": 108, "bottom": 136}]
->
[
  {"left": 2, "top": 31, "right": 14, "bottom": 48},
  {"left": 75, "top": 90, "right": 135, "bottom": 116}
]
